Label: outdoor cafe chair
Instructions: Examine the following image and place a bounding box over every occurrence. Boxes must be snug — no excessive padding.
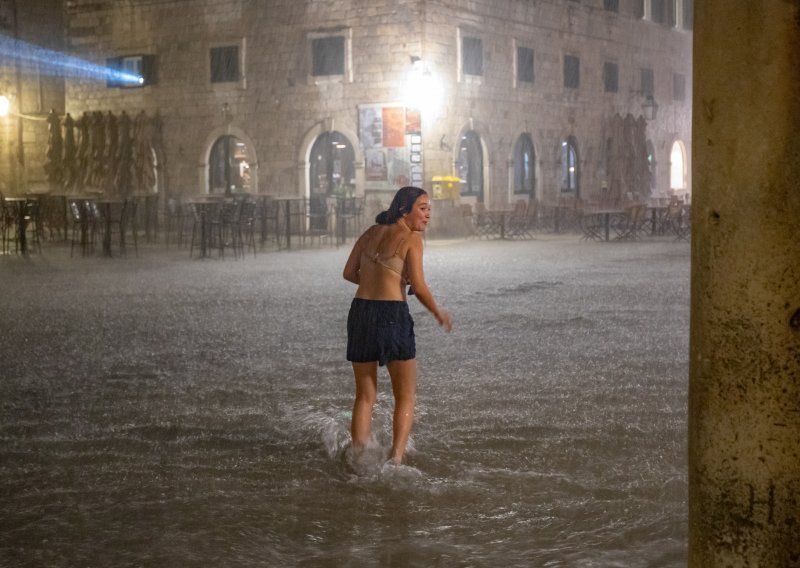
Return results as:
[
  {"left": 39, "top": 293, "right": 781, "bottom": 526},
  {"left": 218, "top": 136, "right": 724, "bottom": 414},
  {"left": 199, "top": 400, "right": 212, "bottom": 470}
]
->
[
  {"left": 0, "top": 193, "right": 13, "bottom": 253},
  {"left": 613, "top": 204, "right": 647, "bottom": 241},
  {"left": 123, "top": 198, "right": 139, "bottom": 256},
  {"left": 577, "top": 203, "right": 604, "bottom": 241},
  {"left": 473, "top": 202, "right": 500, "bottom": 239},
  {"left": 211, "top": 200, "right": 239, "bottom": 258},
  {"left": 305, "top": 194, "right": 331, "bottom": 248},
  {"left": 507, "top": 199, "right": 535, "bottom": 239},
  {"left": 68, "top": 199, "right": 97, "bottom": 257},
  {"left": 671, "top": 203, "right": 691, "bottom": 241},
  {"left": 164, "top": 197, "right": 189, "bottom": 249},
  {"left": 21, "top": 199, "right": 43, "bottom": 253},
  {"left": 233, "top": 198, "right": 258, "bottom": 257}
]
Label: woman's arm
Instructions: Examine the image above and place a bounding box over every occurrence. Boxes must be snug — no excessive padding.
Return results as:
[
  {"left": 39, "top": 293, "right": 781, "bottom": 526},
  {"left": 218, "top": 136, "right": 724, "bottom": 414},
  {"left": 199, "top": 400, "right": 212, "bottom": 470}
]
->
[{"left": 405, "top": 233, "right": 452, "bottom": 331}]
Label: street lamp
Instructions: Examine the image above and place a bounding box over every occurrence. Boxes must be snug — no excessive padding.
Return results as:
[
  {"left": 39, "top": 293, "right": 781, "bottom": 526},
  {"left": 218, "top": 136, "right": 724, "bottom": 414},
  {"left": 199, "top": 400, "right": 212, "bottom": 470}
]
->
[
  {"left": 403, "top": 58, "right": 444, "bottom": 121},
  {"left": 0, "top": 94, "right": 47, "bottom": 121}
]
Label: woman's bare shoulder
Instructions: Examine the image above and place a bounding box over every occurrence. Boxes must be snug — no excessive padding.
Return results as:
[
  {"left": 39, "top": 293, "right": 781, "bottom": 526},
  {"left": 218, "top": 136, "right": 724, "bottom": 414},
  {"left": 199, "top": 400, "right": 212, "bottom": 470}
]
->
[
  {"left": 357, "top": 224, "right": 380, "bottom": 241},
  {"left": 408, "top": 231, "right": 424, "bottom": 245},
  {"left": 402, "top": 231, "right": 424, "bottom": 255}
]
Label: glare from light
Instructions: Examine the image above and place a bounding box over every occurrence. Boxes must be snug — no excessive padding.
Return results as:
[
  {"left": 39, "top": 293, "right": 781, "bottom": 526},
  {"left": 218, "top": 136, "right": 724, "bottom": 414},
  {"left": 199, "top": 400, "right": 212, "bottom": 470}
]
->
[
  {"left": 0, "top": 95, "right": 9, "bottom": 117},
  {"left": 403, "top": 59, "right": 444, "bottom": 121},
  {"left": 0, "top": 33, "right": 142, "bottom": 85}
]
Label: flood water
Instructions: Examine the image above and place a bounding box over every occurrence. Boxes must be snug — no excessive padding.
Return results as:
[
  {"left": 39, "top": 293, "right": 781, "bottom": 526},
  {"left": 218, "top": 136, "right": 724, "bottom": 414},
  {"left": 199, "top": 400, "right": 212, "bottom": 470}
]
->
[{"left": 0, "top": 236, "right": 689, "bottom": 567}]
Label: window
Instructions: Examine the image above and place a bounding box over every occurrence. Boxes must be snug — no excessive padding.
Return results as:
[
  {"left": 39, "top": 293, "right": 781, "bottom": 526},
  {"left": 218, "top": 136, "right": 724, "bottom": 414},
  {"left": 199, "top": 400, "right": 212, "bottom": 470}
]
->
[
  {"left": 457, "top": 131, "right": 484, "bottom": 199},
  {"left": 603, "top": 62, "right": 618, "bottom": 93},
  {"left": 517, "top": 47, "right": 534, "bottom": 84},
  {"left": 604, "top": 0, "right": 619, "bottom": 12},
  {"left": 462, "top": 37, "right": 483, "bottom": 76},
  {"left": 461, "top": 37, "right": 483, "bottom": 75},
  {"left": 560, "top": 137, "right": 579, "bottom": 195},
  {"left": 651, "top": 0, "right": 667, "bottom": 23},
  {"left": 513, "top": 134, "right": 535, "bottom": 196},
  {"left": 210, "top": 46, "right": 239, "bottom": 83},
  {"left": 641, "top": 67, "right": 654, "bottom": 97},
  {"left": 673, "top": 73, "right": 685, "bottom": 101},
  {"left": 106, "top": 54, "right": 156, "bottom": 88},
  {"left": 683, "top": 0, "right": 693, "bottom": 29},
  {"left": 564, "top": 55, "right": 580, "bottom": 89},
  {"left": 641, "top": 0, "right": 678, "bottom": 25},
  {"left": 312, "top": 36, "right": 345, "bottom": 76},
  {"left": 457, "top": 30, "right": 484, "bottom": 83}
]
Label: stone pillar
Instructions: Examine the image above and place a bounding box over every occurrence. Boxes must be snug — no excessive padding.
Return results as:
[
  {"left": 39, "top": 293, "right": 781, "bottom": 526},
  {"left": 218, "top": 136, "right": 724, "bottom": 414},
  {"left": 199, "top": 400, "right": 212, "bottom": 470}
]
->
[{"left": 690, "top": 2, "right": 800, "bottom": 566}]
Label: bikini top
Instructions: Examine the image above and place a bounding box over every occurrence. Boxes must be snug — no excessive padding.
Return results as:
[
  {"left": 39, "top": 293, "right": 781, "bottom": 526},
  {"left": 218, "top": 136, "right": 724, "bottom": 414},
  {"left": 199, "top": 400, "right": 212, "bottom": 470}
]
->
[{"left": 361, "top": 226, "right": 410, "bottom": 277}]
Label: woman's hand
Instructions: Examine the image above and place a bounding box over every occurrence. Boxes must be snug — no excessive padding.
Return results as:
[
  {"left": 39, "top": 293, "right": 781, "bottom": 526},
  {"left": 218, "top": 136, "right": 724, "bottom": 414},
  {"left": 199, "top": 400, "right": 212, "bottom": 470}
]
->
[{"left": 436, "top": 310, "right": 453, "bottom": 332}]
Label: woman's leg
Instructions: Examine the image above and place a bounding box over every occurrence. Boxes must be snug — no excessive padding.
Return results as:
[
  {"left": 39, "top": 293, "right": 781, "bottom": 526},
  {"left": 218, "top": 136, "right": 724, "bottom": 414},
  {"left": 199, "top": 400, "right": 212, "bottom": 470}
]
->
[
  {"left": 351, "top": 362, "right": 378, "bottom": 449},
  {"left": 386, "top": 359, "right": 417, "bottom": 463}
]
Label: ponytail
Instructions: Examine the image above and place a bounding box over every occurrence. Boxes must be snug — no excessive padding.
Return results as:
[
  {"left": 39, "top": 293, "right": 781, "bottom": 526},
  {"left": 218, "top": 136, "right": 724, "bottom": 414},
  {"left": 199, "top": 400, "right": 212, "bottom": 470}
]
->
[{"left": 374, "top": 186, "right": 427, "bottom": 225}]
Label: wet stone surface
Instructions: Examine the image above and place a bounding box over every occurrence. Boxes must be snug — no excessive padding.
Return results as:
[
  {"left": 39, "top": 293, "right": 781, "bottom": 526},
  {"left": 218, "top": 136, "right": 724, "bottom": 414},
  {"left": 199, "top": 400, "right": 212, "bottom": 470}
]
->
[{"left": 0, "top": 235, "right": 689, "bottom": 567}]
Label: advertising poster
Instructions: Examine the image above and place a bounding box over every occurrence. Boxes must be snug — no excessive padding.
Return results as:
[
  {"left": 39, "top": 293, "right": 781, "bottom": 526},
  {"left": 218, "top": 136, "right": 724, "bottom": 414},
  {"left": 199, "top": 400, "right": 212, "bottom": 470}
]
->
[{"left": 358, "top": 103, "right": 423, "bottom": 191}]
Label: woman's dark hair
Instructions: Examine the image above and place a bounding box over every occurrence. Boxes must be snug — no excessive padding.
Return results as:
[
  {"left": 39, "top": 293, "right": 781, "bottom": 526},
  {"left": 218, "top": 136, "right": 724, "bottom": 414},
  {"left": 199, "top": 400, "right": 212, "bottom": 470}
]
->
[{"left": 375, "top": 186, "right": 427, "bottom": 225}]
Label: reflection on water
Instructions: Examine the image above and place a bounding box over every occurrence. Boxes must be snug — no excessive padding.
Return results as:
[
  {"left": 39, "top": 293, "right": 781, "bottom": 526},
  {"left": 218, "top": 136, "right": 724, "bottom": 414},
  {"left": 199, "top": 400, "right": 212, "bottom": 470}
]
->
[{"left": 0, "top": 238, "right": 688, "bottom": 567}]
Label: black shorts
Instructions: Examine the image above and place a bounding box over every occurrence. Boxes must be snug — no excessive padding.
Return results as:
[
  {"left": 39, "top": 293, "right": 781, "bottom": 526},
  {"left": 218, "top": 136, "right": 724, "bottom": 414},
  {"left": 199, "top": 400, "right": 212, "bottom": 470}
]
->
[{"left": 347, "top": 298, "right": 416, "bottom": 366}]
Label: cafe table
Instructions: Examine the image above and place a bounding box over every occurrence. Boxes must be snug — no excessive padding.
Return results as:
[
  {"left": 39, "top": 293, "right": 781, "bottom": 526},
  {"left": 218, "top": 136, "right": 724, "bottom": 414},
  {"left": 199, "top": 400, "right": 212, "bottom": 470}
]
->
[
  {"left": 489, "top": 209, "right": 516, "bottom": 240},
  {"left": 272, "top": 197, "right": 305, "bottom": 250}
]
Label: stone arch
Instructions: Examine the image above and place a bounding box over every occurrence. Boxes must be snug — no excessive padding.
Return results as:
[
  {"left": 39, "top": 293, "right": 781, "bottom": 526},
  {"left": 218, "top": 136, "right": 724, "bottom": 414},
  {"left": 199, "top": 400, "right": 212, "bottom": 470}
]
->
[
  {"left": 197, "top": 125, "right": 259, "bottom": 194},
  {"left": 454, "top": 119, "right": 493, "bottom": 204},
  {"left": 298, "top": 120, "right": 364, "bottom": 199}
]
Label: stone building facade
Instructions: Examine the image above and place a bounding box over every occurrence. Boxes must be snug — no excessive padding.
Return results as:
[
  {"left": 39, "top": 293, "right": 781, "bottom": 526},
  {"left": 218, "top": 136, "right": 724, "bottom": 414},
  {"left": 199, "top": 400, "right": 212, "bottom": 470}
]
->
[
  {"left": 5, "top": 0, "right": 692, "bottom": 219},
  {"left": 0, "top": 0, "right": 65, "bottom": 194}
]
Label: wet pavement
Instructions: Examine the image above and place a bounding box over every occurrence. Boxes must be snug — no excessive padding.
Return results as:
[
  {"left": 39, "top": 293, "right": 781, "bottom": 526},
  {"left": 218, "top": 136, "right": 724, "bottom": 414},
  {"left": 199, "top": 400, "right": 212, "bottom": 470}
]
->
[{"left": 0, "top": 235, "right": 690, "bottom": 567}]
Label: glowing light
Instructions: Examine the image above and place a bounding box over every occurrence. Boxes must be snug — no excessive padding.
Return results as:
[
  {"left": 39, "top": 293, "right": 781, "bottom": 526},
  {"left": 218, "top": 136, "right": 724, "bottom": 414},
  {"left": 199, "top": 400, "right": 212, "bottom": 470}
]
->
[
  {"left": 0, "top": 95, "right": 9, "bottom": 117},
  {"left": 0, "top": 34, "right": 142, "bottom": 85},
  {"left": 403, "top": 59, "right": 444, "bottom": 120}
]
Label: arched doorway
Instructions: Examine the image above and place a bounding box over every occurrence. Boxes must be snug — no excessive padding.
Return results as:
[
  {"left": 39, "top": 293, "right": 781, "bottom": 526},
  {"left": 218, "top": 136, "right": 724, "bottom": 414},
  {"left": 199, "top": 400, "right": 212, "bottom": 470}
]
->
[
  {"left": 308, "top": 130, "right": 355, "bottom": 229},
  {"left": 457, "top": 130, "right": 484, "bottom": 202},
  {"left": 208, "top": 134, "right": 253, "bottom": 195},
  {"left": 560, "top": 136, "right": 580, "bottom": 198},
  {"left": 513, "top": 133, "right": 536, "bottom": 199},
  {"left": 670, "top": 140, "right": 687, "bottom": 196}
]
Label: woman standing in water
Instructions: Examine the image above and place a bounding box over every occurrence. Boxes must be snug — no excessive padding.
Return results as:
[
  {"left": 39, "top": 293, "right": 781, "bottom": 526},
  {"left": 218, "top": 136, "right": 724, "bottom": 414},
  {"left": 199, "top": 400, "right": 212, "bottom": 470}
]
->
[{"left": 343, "top": 186, "right": 453, "bottom": 465}]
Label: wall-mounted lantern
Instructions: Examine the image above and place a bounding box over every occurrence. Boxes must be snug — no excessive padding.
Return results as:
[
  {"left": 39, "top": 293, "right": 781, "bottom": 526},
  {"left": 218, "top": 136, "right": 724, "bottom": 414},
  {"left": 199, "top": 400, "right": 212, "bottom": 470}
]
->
[{"left": 642, "top": 95, "right": 659, "bottom": 121}]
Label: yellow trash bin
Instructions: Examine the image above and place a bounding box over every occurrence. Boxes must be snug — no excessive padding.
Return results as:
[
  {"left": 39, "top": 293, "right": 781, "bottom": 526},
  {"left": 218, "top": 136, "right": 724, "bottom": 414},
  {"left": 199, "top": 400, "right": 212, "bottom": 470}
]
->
[{"left": 431, "top": 175, "right": 461, "bottom": 201}]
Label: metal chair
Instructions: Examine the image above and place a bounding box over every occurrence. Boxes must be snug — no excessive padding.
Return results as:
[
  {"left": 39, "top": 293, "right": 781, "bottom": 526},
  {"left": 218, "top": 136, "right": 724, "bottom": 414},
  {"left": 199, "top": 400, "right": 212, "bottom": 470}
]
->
[
  {"left": 306, "top": 194, "right": 331, "bottom": 247},
  {"left": 473, "top": 202, "right": 500, "bottom": 239},
  {"left": 68, "top": 199, "right": 96, "bottom": 257},
  {"left": 507, "top": 199, "right": 535, "bottom": 239},
  {"left": 233, "top": 198, "right": 258, "bottom": 257}
]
